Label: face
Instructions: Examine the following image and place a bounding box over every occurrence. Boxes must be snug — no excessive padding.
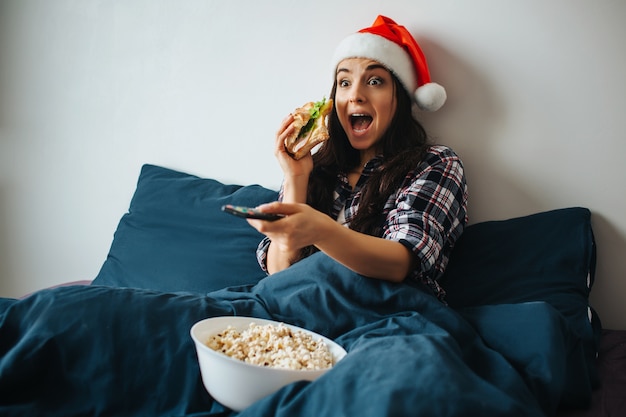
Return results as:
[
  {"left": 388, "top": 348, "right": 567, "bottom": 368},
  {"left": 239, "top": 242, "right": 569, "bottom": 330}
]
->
[{"left": 334, "top": 58, "right": 397, "bottom": 160}]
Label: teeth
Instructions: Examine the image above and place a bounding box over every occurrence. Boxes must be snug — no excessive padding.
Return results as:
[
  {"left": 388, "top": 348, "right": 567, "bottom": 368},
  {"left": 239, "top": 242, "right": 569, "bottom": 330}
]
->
[{"left": 350, "top": 113, "right": 372, "bottom": 132}]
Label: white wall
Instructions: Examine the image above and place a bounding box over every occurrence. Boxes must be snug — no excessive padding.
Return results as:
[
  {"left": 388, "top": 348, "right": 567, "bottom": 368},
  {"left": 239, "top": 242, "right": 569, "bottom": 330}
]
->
[{"left": 1, "top": 0, "right": 625, "bottom": 329}]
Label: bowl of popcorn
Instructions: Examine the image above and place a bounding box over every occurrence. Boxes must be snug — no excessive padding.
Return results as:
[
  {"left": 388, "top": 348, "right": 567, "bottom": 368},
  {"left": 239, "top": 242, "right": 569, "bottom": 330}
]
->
[{"left": 190, "top": 316, "right": 347, "bottom": 411}]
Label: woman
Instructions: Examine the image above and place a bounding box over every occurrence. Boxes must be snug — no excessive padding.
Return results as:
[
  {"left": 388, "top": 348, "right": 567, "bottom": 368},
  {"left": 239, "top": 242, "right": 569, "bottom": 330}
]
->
[{"left": 249, "top": 16, "right": 468, "bottom": 301}]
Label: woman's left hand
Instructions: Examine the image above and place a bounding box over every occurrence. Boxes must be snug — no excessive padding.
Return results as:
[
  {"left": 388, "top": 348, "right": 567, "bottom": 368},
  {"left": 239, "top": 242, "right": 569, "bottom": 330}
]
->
[{"left": 246, "top": 202, "right": 331, "bottom": 253}]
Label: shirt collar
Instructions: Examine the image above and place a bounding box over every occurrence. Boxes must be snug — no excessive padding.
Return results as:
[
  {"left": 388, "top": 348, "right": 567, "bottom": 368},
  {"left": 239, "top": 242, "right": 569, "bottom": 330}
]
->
[
  {"left": 362, "top": 155, "right": 384, "bottom": 174},
  {"left": 337, "top": 154, "right": 384, "bottom": 192}
]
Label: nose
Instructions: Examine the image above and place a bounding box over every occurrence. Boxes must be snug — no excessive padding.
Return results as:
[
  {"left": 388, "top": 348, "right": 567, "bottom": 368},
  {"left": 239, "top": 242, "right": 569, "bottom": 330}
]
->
[{"left": 349, "top": 84, "right": 365, "bottom": 103}]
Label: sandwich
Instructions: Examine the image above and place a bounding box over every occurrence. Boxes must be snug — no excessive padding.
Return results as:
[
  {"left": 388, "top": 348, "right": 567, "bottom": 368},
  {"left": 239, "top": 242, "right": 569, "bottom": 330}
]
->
[{"left": 284, "top": 97, "right": 333, "bottom": 160}]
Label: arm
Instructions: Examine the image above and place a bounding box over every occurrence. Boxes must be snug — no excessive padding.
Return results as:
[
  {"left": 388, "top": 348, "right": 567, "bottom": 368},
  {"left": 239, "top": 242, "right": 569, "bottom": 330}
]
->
[
  {"left": 263, "top": 114, "right": 313, "bottom": 272},
  {"left": 314, "top": 216, "right": 414, "bottom": 281},
  {"left": 251, "top": 203, "right": 413, "bottom": 281}
]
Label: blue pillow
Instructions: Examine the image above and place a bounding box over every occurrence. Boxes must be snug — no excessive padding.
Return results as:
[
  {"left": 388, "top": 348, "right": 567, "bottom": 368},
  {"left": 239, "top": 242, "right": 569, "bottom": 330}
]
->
[
  {"left": 92, "top": 164, "right": 278, "bottom": 293},
  {"left": 442, "top": 207, "right": 601, "bottom": 407}
]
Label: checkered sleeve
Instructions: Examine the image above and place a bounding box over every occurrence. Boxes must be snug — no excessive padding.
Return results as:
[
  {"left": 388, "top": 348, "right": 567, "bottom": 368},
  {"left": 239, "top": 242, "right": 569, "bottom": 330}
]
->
[
  {"left": 383, "top": 146, "right": 468, "bottom": 292},
  {"left": 256, "top": 236, "right": 272, "bottom": 273},
  {"left": 255, "top": 184, "right": 285, "bottom": 273}
]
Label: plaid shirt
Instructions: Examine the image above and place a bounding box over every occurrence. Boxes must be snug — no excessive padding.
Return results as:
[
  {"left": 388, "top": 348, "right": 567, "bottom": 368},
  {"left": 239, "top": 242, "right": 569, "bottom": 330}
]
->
[{"left": 256, "top": 145, "right": 468, "bottom": 301}]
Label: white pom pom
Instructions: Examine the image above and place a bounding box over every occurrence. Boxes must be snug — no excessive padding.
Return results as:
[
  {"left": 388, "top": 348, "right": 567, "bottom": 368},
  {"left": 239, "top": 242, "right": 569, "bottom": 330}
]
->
[{"left": 414, "top": 82, "right": 447, "bottom": 111}]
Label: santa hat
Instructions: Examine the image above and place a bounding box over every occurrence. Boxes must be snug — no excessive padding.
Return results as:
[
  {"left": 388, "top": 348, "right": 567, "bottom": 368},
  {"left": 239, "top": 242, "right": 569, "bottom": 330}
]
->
[{"left": 331, "top": 15, "right": 446, "bottom": 112}]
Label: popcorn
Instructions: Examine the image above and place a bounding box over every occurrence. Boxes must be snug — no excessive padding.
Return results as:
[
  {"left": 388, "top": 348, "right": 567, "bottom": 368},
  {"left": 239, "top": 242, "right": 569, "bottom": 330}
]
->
[{"left": 206, "top": 322, "right": 334, "bottom": 370}]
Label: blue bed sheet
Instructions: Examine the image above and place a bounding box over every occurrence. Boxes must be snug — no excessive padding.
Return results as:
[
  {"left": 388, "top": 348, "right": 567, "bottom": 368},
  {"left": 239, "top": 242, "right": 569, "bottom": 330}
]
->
[{"left": 0, "top": 253, "right": 582, "bottom": 416}]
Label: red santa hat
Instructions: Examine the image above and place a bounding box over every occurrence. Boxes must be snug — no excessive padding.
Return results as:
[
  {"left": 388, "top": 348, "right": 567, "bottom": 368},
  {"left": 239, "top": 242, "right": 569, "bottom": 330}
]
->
[{"left": 331, "top": 15, "right": 447, "bottom": 112}]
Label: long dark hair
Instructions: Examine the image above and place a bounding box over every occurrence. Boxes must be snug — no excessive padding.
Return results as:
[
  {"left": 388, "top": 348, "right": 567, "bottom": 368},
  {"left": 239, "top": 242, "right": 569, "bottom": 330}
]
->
[{"left": 307, "top": 73, "right": 431, "bottom": 236}]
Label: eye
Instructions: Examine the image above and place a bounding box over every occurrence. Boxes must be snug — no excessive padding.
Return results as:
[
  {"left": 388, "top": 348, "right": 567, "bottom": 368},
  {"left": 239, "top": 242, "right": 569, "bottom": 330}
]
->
[
  {"left": 368, "top": 77, "right": 383, "bottom": 86},
  {"left": 338, "top": 79, "right": 350, "bottom": 88}
]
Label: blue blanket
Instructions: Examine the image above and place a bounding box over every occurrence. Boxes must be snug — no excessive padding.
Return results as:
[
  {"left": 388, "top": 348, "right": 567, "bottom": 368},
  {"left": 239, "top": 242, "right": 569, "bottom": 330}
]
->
[{"left": 0, "top": 253, "right": 573, "bottom": 416}]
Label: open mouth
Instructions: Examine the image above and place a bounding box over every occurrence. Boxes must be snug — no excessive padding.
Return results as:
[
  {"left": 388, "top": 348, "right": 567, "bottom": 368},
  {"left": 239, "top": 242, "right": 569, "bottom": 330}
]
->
[{"left": 350, "top": 114, "right": 373, "bottom": 132}]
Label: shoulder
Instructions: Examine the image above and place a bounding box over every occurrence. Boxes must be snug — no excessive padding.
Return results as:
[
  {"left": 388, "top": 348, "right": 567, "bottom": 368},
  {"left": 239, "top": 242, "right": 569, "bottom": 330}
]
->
[
  {"left": 396, "top": 145, "right": 468, "bottom": 202},
  {"left": 424, "top": 145, "right": 463, "bottom": 165},
  {"left": 412, "top": 145, "right": 465, "bottom": 179}
]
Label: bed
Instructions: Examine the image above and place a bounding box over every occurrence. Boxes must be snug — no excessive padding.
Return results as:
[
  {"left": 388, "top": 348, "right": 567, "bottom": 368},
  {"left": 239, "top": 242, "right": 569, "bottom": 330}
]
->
[{"left": 1, "top": 163, "right": 624, "bottom": 417}]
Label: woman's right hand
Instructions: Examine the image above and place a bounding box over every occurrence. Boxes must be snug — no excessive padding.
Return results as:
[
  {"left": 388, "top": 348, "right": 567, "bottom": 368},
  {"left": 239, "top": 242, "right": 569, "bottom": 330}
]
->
[{"left": 275, "top": 114, "right": 314, "bottom": 181}]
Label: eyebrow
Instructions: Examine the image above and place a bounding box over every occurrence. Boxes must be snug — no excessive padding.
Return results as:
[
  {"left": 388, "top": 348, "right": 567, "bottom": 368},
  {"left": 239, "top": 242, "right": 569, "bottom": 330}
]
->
[{"left": 336, "top": 63, "right": 389, "bottom": 75}]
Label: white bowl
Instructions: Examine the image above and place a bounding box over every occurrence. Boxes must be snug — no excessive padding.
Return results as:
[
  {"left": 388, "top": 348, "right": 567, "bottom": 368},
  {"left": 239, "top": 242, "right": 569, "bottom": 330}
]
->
[{"left": 190, "top": 316, "right": 347, "bottom": 411}]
